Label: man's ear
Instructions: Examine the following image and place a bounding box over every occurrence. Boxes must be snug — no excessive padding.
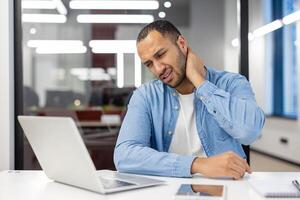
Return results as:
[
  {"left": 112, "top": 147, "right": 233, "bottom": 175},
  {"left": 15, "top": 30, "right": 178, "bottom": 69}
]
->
[{"left": 176, "top": 35, "right": 188, "bottom": 55}]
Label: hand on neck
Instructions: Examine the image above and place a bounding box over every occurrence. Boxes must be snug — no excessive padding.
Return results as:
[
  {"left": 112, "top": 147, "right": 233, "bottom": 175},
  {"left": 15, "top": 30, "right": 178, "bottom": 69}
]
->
[
  {"left": 175, "top": 67, "right": 207, "bottom": 95},
  {"left": 175, "top": 78, "right": 195, "bottom": 95}
]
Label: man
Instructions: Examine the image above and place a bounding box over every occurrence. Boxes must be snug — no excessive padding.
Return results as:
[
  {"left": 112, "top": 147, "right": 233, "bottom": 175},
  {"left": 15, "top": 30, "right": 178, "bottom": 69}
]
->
[{"left": 114, "top": 20, "right": 265, "bottom": 179}]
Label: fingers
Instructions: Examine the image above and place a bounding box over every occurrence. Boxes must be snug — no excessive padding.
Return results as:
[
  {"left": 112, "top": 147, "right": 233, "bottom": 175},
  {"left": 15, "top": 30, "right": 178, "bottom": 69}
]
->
[
  {"left": 229, "top": 161, "right": 245, "bottom": 178},
  {"left": 228, "top": 170, "right": 242, "bottom": 180},
  {"left": 235, "top": 156, "right": 252, "bottom": 174},
  {"left": 226, "top": 151, "right": 252, "bottom": 179},
  {"left": 244, "top": 160, "right": 252, "bottom": 173}
]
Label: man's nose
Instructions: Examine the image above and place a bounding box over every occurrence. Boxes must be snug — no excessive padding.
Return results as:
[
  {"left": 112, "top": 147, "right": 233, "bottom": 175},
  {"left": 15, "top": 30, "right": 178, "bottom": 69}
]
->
[{"left": 153, "top": 61, "right": 165, "bottom": 75}]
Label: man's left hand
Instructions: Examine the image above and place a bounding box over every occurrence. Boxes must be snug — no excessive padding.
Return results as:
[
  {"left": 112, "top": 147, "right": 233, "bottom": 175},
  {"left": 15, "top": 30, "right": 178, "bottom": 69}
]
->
[{"left": 185, "top": 48, "right": 206, "bottom": 87}]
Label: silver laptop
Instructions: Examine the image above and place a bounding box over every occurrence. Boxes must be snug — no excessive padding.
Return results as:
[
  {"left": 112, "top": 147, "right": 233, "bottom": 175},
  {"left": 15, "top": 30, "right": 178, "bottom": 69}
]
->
[{"left": 18, "top": 116, "right": 164, "bottom": 194}]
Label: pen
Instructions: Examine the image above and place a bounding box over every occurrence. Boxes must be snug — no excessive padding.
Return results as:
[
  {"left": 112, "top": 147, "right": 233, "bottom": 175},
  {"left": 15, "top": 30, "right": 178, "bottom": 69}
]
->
[{"left": 292, "top": 180, "right": 300, "bottom": 192}]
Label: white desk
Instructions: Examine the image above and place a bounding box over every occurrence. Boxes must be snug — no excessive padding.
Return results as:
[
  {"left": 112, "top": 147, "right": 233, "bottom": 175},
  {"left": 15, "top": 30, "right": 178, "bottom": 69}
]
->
[{"left": 0, "top": 171, "right": 299, "bottom": 200}]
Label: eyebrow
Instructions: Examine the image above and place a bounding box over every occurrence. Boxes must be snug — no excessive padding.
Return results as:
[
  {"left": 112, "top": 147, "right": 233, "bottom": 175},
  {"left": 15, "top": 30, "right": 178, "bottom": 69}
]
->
[{"left": 143, "top": 48, "right": 166, "bottom": 66}]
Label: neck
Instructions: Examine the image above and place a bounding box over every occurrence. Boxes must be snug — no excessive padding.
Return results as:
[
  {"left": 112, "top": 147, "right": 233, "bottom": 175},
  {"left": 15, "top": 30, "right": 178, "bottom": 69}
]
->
[
  {"left": 175, "top": 78, "right": 195, "bottom": 94},
  {"left": 175, "top": 66, "right": 207, "bottom": 95}
]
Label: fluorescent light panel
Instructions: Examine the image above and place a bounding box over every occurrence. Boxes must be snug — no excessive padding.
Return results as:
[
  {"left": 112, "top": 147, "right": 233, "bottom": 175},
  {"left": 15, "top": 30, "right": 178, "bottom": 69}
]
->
[
  {"left": 28, "top": 40, "right": 83, "bottom": 48},
  {"left": 53, "top": 0, "right": 68, "bottom": 15},
  {"left": 90, "top": 40, "right": 136, "bottom": 53},
  {"left": 70, "top": 0, "right": 159, "bottom": 10},
  {"left": 231, "top": 20, "right": 283, "bottom": 46},
  {"left": 78, "top": 73, "right": 111, "bottom": 81},
  {"left": 22, "top": 0, "right": 56, "bottom": 9},
  {"left": 22, "top": 14, "right": 67, "bottom": 23},
  {"left": 70, "top": 68, "right": 112, "bottom": 81},
  {"left": 70, "top": 68, "right": 105, "bottom": 76},
  {"left": 253, "top": 20, "right": 283, "bottom": 37},
  {"left": 77, "top": 14, "right": 154, "bottom": 24},
  {"left": 107, "top": 68, "right": 117, "bottom": 76},
  {"left": 36, "top": 46, "right": 87, "bottom": 54},
  {"left": 282, "top": 10, "right": 300, "bottom": 25}
]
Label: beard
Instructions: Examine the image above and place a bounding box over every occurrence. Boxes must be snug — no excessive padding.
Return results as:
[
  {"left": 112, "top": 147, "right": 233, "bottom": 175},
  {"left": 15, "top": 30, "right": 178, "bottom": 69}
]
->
[{"left": 168, "top": 47, "right": 187, "bottom": 88}]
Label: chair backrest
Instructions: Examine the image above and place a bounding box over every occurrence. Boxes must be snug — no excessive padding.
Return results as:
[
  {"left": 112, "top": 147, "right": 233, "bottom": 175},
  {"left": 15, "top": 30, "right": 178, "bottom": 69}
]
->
[{"left": 242, "top": 145, "right": 250, "bottom": 164}]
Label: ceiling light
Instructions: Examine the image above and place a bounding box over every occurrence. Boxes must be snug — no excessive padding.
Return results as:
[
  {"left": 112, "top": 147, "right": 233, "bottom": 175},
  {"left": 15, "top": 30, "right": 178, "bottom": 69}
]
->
[
  {"left": 70, "top": 68, "right": 112, "bottom": 81},
  {"left": 78, "top": 73, "right": 111, "bottom": 81},
  {"left": 22, "top": 0, "right": 56, "bottom": 9},
  {"left": 248, "top": 33, "right": 254, "bottom": 41},
  {"left": 253, "top": 20, "right": 283, "bottom": 37},
  {"left": 22, "top": 14, "right": 67, "bottom": 23},
  {"left": 53, "top": 0, "right": 67, "bottom": 15},
  {"left": 90, "top": 40, "right": 136, "bottom": 53},
  {"left": 282, "top": 10, "right": 300, "bottom": 25},
  {"left": 158, "top": 12, "right": 166, "bottom": 18},
  {"left": 231, "top": 38, "right": 239, "bottom": 47},
  {"left": 70, "top": 68, "right": 105, "bottom": 76},
  {"left": 107, "top": 68, "right": 117, "bottom": 76},
  {"left": 27, "top": 40, "right": 83, "bottom": 48},
  {"left": 70, "top": 0, "right": 159, "bottom": 10},
  {"left": 164, "top": 1, "right": 171, "bottom": 8},
  {"left": 77, "top": 14, "right": 154, "bottom": 24},
  {"left": 30, "top": 28, "right": 36, "bottom": 34},
  {"left": 36, "top": 46, "right": 87, "bottom": 54}
]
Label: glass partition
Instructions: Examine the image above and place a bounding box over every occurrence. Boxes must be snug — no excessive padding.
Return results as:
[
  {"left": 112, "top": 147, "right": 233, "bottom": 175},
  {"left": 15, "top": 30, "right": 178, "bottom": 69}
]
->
[{"left": 20, "top": 0, "right": 239, "bottom": 169}]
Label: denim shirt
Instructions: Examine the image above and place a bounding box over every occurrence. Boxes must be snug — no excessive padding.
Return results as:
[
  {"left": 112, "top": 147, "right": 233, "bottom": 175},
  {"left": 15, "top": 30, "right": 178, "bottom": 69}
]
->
[{"left": 114, "top": 67, "right": 265, "bottom": 177}]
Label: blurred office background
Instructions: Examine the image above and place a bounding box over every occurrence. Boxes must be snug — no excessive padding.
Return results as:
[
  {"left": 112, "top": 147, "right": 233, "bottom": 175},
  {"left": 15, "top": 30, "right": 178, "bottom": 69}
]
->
[{"left": 0, "top": 0, "right": 300, "bottom": 171}]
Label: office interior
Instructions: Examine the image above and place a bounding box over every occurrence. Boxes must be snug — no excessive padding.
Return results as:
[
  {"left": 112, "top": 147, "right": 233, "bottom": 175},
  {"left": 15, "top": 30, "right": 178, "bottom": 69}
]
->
[{"left": 1, "top": 0, "right": 300, "bottom": 174}]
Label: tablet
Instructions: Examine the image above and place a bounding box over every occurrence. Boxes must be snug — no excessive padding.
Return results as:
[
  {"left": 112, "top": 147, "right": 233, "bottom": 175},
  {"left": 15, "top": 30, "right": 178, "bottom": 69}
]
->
[{"left": 174, "top": 184, "right": 226, "bottom": 200}]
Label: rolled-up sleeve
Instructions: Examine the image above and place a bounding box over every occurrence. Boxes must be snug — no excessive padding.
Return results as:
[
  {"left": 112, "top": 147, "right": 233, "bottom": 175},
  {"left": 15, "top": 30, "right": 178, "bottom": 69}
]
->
[
  {"left": 195, "top": 75, "right": 265, "bottom": 145},
  {"left": 114, "top": 89, "right": 196, "bottom": 177}
]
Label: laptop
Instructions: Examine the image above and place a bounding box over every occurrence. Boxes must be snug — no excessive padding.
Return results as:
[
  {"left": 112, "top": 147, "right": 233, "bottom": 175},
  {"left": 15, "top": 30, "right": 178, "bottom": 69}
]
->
[{"left": 18, "top": 116, "right": 165, "bottom": 194}]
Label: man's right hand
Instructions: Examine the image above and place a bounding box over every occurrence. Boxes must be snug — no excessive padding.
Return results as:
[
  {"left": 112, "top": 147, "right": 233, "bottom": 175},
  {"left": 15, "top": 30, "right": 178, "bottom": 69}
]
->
[{"left": 191, "top": 151, "right": 252, "bottom": 180}]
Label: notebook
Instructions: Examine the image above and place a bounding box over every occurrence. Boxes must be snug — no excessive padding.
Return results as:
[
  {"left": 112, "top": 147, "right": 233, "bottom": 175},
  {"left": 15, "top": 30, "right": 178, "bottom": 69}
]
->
[{"left": 249, "top": 179, "right": 300, "bottom": 198}]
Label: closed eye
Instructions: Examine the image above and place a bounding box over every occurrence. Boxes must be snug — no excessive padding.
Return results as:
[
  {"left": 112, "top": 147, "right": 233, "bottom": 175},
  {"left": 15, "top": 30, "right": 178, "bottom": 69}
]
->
[
  {"left": 144, "top": 61, "right": 153, "bottom": 68},
  {"left": 154, "top": 50, "right": 166, "bottom": 59}
]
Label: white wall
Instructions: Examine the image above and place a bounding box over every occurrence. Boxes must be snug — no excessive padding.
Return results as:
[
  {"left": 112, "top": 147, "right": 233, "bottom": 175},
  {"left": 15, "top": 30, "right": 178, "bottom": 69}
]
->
[
  {"left": 189, "top": 0, "right": 226, "bottom": 70},
  {"left": 0, "top": 0, "right": 14, "bottom": 170},
  {"left": 248, "top": 0, "right": 267, "bottom": 110},
  {"left": 224, "top": 0, "right": 239, "bottom": 73},
  {"left": 224, "top": 0, "right": 266, "bottom": 109}
]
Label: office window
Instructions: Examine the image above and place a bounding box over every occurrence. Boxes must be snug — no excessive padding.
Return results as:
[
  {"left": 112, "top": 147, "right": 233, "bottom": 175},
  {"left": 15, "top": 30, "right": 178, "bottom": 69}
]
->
[
  {"left": 248, "top": 0, "right": 298, "bottom": 119},
  {"left": 282, "top": 0, "right": 298, "bottom": 118}
]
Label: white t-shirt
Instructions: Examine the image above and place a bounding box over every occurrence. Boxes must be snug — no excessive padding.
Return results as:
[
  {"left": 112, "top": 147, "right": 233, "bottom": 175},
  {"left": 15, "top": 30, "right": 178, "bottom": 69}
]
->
[{"left": 168, "top": 92, "right": 206, "bottom": 157}]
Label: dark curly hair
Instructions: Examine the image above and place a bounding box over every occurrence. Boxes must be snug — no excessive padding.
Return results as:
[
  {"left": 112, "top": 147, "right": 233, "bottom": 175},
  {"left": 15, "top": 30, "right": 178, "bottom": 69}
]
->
[{"left": 137, "top": 20, "right": 181, "bottom": 44}]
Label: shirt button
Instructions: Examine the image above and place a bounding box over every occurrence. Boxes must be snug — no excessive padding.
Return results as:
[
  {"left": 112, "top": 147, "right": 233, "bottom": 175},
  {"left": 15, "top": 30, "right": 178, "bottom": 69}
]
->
[
  {"left": 172, "top": 92, "right": 177, "bottom": 96},
  {"left": 200, "top": 96, "right": 204, "bottom": 100},
  {"left": 174, "top": 106, "right": 179, "bottom": 110},
  {"left": 168, "top": 131, "right": 173, "bottom": 135}
]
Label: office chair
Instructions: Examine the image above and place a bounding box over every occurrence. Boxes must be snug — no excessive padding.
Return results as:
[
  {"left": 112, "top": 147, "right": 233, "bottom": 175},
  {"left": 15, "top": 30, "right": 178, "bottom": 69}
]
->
[{"left": 242, "top": 145, "right": 250, "bottom": 165}]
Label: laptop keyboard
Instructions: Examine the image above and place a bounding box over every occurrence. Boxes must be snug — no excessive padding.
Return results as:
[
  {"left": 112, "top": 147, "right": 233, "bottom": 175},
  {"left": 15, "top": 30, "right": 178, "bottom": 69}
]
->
[{"left": 99, "top": 177, "right": 136, "bottom": 189}]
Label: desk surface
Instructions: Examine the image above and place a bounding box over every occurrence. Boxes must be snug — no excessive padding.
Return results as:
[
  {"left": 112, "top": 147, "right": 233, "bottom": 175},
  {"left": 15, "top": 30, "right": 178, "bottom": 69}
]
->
[{"left": 1, "top": 171, "right": 300, "bottom": 200}]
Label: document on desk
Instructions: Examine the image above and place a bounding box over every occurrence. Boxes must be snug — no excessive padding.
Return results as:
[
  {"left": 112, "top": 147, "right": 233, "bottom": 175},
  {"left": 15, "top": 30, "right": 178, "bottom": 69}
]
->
[{"left": 248, "top": 179, "right": 300, "bottom": 198}]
